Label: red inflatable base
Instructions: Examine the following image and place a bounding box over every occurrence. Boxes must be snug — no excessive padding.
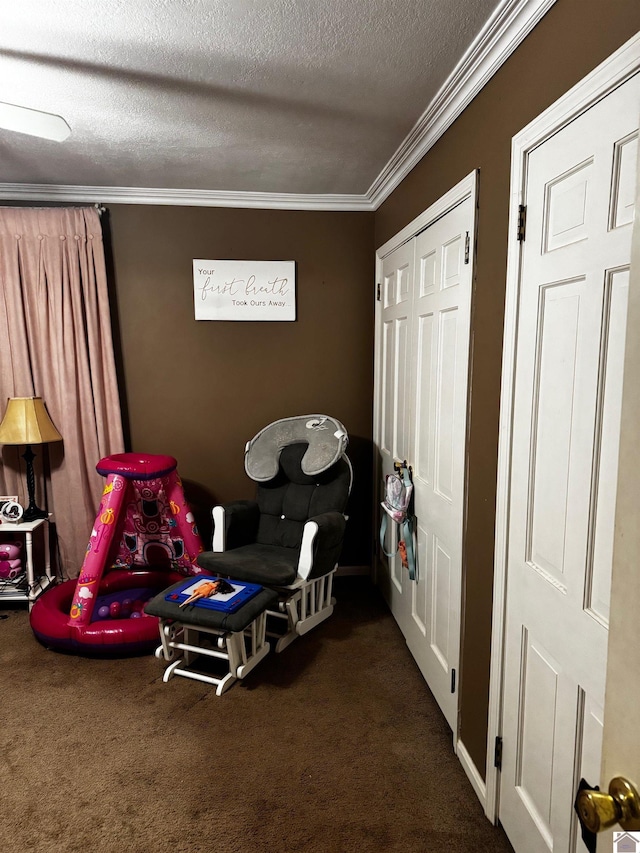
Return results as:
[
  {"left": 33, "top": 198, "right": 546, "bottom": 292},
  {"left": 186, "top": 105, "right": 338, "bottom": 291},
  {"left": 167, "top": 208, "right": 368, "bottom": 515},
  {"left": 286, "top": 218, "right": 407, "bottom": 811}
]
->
[{"left": 30, "top": 569, "right": 184, "bottom": 656}]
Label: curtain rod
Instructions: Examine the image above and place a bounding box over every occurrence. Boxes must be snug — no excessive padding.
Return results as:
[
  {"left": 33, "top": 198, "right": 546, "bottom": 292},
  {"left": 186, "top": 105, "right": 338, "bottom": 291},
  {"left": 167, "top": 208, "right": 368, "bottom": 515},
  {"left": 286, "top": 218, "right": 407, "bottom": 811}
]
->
[{"left": 0, "top": 203, "right": 107, "bottom": 212}]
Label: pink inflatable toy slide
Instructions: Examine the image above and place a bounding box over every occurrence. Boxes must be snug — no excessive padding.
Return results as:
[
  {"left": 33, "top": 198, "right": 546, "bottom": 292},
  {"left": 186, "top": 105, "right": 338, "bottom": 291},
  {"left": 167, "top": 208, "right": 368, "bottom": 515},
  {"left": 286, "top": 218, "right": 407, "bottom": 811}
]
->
[{"left": 30, "top": 453, "right": 206, "bottom": 655}]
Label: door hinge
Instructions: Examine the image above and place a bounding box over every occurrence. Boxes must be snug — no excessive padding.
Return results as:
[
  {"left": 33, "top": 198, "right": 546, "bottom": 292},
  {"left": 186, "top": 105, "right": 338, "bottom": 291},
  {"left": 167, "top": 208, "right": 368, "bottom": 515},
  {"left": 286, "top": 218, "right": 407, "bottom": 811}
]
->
[
  {"left": 464, "top": 231, "right": 470, "bottom": 264},
  {"left": 494, "top": 736, "right": 503, "bottom": 770},
  {"left": 376, "top": 282, "right": 381, "bottom": 301},
  {"left": 517, "top": 204, "right": 527, "bottom": 242},
  {"left": 450, "top": 668, "right": 456, "bottom": 693}
]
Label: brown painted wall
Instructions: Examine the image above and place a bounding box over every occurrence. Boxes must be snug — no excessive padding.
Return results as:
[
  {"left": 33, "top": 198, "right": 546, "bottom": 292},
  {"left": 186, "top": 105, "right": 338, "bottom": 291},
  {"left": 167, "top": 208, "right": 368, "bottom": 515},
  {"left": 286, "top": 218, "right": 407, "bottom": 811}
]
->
[
  {"left": 375, "top": 0, "right": 640, "bottom": 775},
  {"left": 105, "top": 205, "right": 375, "bottom": 565}
]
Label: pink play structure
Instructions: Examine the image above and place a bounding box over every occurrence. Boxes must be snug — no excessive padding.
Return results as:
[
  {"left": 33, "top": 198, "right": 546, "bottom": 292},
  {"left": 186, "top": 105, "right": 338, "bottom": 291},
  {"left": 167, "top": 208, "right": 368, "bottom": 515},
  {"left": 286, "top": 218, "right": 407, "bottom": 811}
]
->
[{"left": 30, "top": 453, "right": 205, "bottom": 654}]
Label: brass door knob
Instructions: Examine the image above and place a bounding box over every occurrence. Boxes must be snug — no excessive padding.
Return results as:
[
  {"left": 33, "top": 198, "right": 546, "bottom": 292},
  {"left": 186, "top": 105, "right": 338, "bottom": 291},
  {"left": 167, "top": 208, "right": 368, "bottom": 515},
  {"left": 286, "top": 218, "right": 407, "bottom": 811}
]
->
[{"left": 576, "top": 777, "right": 640, "bottom": 834}]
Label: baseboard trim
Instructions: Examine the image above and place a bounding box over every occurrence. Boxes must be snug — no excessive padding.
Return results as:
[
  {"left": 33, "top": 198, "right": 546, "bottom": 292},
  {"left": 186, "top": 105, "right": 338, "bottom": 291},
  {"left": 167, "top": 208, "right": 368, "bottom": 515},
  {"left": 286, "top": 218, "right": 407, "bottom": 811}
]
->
[{"left": 456, "top": 739, "right": 487, "bottom": 810}]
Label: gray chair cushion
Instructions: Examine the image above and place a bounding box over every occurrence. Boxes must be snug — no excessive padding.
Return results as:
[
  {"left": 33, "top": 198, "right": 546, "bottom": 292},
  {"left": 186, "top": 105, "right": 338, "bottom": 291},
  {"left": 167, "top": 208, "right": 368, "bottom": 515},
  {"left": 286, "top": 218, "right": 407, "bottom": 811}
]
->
[{"left": 197, "top": 543, "right": 299, "bottom": 586}]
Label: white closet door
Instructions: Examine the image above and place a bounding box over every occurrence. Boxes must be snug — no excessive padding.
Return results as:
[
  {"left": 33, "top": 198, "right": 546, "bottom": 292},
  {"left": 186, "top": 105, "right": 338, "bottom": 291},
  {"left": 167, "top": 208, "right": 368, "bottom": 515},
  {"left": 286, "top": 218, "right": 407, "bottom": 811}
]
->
[
  {"left": 498, "top": 73, "right": 639, "bottom": 853},
  {"left": 403, "top": 197, "right": 473, "bottom": 732},
  {"left": 375, "top": 179, "right": 475, "bottom": 734}
]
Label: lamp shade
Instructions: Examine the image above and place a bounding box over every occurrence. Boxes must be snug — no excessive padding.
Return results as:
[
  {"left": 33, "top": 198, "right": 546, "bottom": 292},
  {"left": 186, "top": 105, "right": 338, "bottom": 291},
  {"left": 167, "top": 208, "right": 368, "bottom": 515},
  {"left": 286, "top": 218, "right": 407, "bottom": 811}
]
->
[{"left": 0, "top": 397, "right": 62, "bottom": 445}]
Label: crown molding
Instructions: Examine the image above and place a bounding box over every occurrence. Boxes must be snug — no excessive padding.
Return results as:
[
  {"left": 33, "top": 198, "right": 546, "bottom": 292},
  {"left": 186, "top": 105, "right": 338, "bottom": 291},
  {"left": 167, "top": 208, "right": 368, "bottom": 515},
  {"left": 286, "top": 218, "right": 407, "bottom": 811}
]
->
[
  {"left": 0, "top": 182, "right": 374, "bottom": 211},
  {"left": 366, "top": 0, "right": 558, "bottom": 208},
  {"left": 0, "top": 0, "right": 556, "bottom": 213}
]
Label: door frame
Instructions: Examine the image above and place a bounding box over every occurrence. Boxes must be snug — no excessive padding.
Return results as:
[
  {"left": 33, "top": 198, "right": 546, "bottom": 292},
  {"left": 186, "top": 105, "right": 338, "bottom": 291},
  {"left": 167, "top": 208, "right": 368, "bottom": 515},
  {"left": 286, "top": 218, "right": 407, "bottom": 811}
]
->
[
  {"left": 486, "top": 32, "right": 640, "bottom": 823},
  {"left": 372, "top": 168, "right": 479, "bottom": 779}
]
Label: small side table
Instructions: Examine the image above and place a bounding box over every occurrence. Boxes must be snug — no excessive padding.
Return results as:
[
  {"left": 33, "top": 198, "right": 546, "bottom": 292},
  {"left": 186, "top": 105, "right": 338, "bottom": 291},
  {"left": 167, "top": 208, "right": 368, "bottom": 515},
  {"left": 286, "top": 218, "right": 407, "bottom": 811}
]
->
[{"left": 0, "top": 514, "right": 55, "bottom": 610}]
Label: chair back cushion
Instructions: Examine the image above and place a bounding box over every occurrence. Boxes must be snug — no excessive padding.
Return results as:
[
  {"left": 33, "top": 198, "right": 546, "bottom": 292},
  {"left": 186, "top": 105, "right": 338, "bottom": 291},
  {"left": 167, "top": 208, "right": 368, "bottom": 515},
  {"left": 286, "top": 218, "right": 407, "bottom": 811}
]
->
[{"left": 255, "top": 443, "right": 350, "bottom": 549}]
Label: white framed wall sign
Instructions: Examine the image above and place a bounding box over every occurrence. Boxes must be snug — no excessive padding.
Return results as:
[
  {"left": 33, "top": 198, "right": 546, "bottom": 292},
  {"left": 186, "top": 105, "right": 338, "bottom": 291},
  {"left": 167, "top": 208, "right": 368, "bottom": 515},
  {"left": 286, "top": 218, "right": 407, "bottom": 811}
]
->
[{"left": 193, "top": 259, "right": 296, "bottom": 321}]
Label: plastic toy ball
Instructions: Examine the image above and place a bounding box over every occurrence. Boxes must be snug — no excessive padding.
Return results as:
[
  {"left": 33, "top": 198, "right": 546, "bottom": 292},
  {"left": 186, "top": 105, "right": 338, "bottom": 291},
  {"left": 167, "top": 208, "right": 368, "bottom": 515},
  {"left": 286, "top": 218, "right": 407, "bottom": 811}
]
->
[
  {"left": 97, "top": 605, "right": 110, "bottom": 618},
  {"left": 130, "top": 611, "right": 141, "bottom": 619},
  {"left": 109, "top": 601, "right": 121, "bottom": 618}
]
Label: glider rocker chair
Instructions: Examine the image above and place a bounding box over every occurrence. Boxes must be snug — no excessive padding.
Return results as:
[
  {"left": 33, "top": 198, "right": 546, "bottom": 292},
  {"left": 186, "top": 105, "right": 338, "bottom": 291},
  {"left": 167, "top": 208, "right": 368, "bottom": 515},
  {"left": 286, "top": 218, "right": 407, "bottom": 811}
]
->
[{"left": 196, "top": 415, "right": 353, "bottom": 653}]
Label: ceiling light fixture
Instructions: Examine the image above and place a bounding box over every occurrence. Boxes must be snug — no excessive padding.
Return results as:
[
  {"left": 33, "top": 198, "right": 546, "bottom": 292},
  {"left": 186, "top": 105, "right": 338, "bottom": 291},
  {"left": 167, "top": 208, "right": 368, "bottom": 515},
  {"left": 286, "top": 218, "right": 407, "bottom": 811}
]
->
[{"left": 0, "top": 101, "right": 71, "bottom": 141}]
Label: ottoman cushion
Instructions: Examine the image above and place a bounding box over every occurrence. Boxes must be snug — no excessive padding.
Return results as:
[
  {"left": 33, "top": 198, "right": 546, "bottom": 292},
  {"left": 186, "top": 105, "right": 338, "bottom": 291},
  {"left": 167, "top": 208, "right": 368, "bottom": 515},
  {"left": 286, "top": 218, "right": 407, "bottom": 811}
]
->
[{"left": 145, "top": 580, "right": 278, "bottom": 633}]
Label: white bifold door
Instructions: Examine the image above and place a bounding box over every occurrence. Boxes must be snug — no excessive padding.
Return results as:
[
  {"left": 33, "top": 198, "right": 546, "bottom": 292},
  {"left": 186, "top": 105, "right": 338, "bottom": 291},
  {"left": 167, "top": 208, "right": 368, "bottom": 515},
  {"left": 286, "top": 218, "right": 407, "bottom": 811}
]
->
[
  {"left": 375, "top": 176, "right": 476, "bottom": 733},
  {"left": 496, "top": 68, "right": 639, "bottom": 853}
]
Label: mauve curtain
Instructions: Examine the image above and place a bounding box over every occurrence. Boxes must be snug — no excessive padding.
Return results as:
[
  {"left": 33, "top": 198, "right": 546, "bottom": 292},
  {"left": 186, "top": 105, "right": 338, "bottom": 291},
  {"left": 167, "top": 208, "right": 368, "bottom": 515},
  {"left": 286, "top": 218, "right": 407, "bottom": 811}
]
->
[{"left": 0, "top": 206, "right": 124, "bottom": 576}]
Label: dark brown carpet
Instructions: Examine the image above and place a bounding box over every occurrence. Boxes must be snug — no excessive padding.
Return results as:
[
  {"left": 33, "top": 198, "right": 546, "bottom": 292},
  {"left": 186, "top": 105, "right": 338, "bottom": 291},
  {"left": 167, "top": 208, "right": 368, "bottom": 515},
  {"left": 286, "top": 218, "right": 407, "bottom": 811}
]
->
[{"left": 0, "top": 577, "right": 513, "bottom": 853}]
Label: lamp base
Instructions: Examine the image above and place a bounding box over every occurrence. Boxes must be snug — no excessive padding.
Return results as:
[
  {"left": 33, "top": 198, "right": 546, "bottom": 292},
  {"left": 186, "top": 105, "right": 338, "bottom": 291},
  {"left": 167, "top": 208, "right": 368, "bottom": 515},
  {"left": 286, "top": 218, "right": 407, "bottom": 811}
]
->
[
  {"left": 22, "top": 445, "right": 48, "bottom": 523},
  {"left": 22, "top": 504, "right": 48, "bottom": 522}
]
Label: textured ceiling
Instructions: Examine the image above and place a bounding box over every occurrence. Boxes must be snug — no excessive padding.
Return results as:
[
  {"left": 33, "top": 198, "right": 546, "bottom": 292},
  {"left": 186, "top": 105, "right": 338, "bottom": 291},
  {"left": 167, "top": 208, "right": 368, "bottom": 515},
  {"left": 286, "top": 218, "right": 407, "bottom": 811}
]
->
[{"left": 1, "top": 0, "right": 502, "bottom": 196}]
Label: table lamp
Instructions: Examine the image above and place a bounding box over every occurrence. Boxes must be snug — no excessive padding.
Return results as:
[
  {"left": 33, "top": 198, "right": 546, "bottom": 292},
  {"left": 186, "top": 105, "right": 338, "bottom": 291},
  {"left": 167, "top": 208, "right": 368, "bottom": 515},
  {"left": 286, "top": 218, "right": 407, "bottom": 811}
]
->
[{"left": 0, "top": 396, "right": 62, "bottom": 521}]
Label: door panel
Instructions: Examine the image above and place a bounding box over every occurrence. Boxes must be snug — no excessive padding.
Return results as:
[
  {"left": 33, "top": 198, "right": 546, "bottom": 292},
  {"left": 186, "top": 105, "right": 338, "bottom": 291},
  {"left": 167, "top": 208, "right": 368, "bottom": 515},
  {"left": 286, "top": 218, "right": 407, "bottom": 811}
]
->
[
  {"left": 498, "top": 73, "right": 639, "bottom": 853},
  {"left": 403, "top": 200, "right": 472, "bottom": 731},
  {"left": 378, "top": 241, "right": 414, "bottom": 619},
  {"left": 376, "top": 194, "right": 474, "bottom": 732},
  {"left": 587, "top": 268, "right": 629, "bottom": 625},
  {"left": 610, "top": 132, "right": 637, "bottom": 229}
]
